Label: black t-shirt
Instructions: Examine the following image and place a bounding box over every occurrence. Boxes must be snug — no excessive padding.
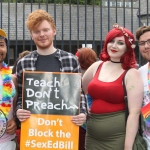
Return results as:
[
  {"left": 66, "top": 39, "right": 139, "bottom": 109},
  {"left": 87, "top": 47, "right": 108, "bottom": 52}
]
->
[{"left": 36, "top": 50, "right": 61, "bottom": 72}]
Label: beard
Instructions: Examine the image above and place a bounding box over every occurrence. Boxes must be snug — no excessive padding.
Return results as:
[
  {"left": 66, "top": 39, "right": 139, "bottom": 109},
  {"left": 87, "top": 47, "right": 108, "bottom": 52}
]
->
[
  {"left": 141, "top": 53, "right": 150, "bottom": 62},
  {"left": 34, "top": 40, "right": 53, "bottom": 50}
]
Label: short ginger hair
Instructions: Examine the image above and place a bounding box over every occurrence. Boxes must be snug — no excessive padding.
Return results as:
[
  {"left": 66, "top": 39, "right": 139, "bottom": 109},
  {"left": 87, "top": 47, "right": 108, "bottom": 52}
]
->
[
  {"left": 26, "top": 9, "right": 56, "bottom": 31},
  {"left": 136, "top": 26, "right": 150, "bottom": 40},
  {"left": 76, "top": 47, "right": 97, "bottom": 70}
]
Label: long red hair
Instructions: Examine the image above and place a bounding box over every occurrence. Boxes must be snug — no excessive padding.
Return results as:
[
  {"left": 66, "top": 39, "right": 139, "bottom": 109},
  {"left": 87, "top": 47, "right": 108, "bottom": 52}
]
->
[{"left": 100, "top": 27, "right": 137, "bottom": 70}]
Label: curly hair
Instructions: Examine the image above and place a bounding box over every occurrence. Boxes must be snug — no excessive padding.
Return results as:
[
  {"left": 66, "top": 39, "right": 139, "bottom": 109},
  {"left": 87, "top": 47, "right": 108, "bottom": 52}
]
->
[
  {"left": 26, "top": 9, "right": 56, "bottom": 31},
  {"left": 100, "top": 27, "right": 137, "bottom": 70},
  {"left": 76, "top": 47, "right": 97, "bottom": 70},
  {"left": 136, "top": 26, "right": 150, "bottom": 40}
]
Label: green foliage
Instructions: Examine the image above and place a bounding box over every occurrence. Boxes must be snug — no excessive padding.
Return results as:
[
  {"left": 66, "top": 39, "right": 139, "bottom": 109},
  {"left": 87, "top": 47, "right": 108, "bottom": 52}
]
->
[{"left": 2, "top": 0, "right": 101, "bottom": 5}]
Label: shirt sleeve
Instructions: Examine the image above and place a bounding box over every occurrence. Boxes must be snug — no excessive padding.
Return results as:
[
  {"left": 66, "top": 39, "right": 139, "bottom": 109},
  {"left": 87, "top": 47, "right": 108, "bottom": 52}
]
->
[
  {"left": 80, "top": 88, "right": 88, "bottom": 116},
  {"left": 73, "top": 56, "right": 81, "bottom": 73},
  {"left": 15, "top": 60, "right": 23, "bottom": 112}
]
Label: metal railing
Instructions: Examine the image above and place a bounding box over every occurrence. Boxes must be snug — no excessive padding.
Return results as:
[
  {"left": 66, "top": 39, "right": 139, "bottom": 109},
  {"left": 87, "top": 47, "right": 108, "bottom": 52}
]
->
[{"left": 0, "top": 0, "right": 149, "bottom": 66}]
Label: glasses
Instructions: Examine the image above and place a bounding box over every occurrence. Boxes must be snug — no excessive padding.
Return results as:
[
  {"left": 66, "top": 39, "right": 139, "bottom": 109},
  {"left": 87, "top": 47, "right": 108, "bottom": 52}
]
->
[{"left": 138, "top": 39, "right": 150, "bottom": 47}]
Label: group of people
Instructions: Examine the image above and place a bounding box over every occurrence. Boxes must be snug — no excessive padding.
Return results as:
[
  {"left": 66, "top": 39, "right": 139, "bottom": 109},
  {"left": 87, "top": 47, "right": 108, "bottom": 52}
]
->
[{"left": 0, "top": 8, "right": 150, "bottom": 150}]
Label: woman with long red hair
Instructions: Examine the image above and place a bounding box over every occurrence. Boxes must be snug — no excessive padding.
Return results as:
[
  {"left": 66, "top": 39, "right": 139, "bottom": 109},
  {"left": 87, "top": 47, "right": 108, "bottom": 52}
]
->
[{"left": 82, "top": 24, "right": 144, "bottom": 150}]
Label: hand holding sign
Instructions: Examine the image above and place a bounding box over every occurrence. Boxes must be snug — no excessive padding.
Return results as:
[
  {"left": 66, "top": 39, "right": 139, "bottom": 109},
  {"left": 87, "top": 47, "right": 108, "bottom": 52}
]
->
[
  {"left": 71, "top": 113, "right": 86, "bottom": 126},
  {"left": 17, "top": 109, "right": 31, "bottom": 122}
]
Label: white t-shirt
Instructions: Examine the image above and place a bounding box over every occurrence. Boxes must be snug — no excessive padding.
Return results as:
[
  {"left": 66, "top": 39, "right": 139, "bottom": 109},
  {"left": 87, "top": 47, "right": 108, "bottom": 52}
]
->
[{"left": 139, "top": 62, "right": 150, "bottom": 148}]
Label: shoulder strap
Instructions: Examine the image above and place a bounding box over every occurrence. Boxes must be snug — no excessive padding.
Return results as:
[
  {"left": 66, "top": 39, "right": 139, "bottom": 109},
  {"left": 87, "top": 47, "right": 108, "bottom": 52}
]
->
[
  {"left": 122, "top": 70, "right": 129, "bottom": 123},
  {"left": 94, "top": 61, "right": 103, "bottom": 77}
]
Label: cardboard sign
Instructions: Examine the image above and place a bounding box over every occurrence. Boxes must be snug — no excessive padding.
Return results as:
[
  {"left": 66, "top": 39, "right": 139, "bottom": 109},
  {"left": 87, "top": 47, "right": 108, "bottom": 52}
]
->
[{"left": 20, "top": 71, "right": 81, "bottom": 150}]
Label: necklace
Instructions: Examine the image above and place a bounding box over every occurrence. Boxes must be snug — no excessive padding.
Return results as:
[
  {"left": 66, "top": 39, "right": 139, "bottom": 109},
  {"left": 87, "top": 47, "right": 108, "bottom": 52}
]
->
[
  {"left": 0, "top": 62, "right": 15, "bottom": 120},
  {"left": 110, "top": 60, "right": 121, "bottom": 63}
]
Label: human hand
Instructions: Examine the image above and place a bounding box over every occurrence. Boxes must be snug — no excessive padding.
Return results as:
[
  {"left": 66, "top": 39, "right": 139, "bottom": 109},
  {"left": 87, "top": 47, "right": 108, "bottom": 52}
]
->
[
  {"left": 6, "top": 118, "right": 17, "bottom": 134},
  {"left": 71, "top": 113, "right": 86, "bottom": 126},
  {"left": 16, "top": 109, "right": 31, "bottom": 122}
]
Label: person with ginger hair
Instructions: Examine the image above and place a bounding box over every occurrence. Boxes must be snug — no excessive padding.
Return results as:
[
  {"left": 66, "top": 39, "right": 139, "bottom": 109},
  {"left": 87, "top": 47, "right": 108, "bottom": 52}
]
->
[
  {"left": 15, "top": 9, "right": 87, "bottom": 132},
  {"left": 75, "top": 47, "right": 98, "bottom": 75},
  {"left": 82, "top": 24, "right": 144, "bottom": 150}
]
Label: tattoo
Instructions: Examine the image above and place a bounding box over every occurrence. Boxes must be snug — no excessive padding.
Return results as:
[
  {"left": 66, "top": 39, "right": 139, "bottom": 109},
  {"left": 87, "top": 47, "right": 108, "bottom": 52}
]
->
[{"left": 128, "top": 75, "right": 135, "bottom": 91}]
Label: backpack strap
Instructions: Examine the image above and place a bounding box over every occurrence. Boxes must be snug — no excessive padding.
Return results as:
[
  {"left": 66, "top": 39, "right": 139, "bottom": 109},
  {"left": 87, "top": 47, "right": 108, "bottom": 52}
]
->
[{"left": 122, "top": 70, "right": 129, "bottom": 124}]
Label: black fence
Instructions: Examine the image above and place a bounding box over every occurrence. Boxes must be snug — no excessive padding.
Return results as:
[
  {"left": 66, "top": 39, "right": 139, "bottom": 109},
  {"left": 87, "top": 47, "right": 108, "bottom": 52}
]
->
[{"left": 0, "top": 0, "right": 149, "bottom": 66}]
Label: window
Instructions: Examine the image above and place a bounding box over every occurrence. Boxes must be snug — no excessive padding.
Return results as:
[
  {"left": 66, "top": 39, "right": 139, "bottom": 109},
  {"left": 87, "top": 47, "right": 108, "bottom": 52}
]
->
[
  {"left": 103, "top": 1, "right": 131, "bottom": 8},
  {"left": 117, "top": 2, "right": 121, "bottom": 7},
  {"left": 111, "top": 2, "right": 116, "bottom": 7},
  {"left": 104, "top": 2, "right": 108, "bottom": 6},
  {"left": 143, "top": 23, "right": 150, "bottom": 26},
  {"left": 120, "top": 2, "right": 124, "bottom": 7},
  {"left": 125, "top": 2, "right": 131, "bottom": 8}
]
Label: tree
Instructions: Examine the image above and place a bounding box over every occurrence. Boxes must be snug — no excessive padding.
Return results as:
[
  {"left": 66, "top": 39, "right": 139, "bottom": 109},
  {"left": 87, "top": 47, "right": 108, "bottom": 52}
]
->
[{"left": 2, "top": 0, "right": 101, "bottom": 5}]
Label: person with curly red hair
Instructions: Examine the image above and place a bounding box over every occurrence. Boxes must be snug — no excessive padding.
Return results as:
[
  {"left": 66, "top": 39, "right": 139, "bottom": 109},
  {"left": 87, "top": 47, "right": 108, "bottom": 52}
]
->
[
  {"left": 82, "top": 24, "right": 144, "bottom": 150},
  {"left": 15, "top": 9, "right": 88, "bottom": 149}
]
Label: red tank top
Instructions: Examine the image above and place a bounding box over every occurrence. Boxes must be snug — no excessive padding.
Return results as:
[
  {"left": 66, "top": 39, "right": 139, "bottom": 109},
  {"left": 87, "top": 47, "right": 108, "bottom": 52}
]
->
[{"left": 88, "top": 62, "right": 126, "bottom": 114}]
